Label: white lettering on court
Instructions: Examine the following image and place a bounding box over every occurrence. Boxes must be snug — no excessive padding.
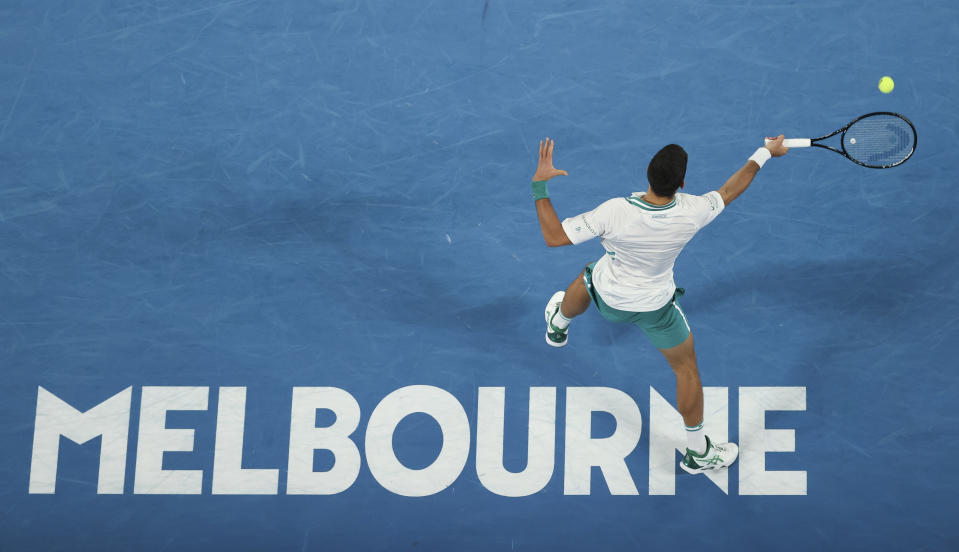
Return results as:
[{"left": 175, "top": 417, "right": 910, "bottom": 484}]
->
[
  {"left": 133, "top": 386, "right": 208, "bottom": 494},
  {"left": 29, "top": 386, "right": 132, "bottom": 494},
  {"left": 212, "top": 387, "right": 279, "bottom": 494},
  {"left": 475, "top": 387, "right": 556, "bottom": 497},
  {"left": 287, "top": 387, "right": 362, "bottom": 495},
  {"left": 649, "top": 386, "right": 729, "bottom": 495},
  {"left": 365, "top": 385, "right": 470, "bottom": 497},
  {"left": 564, "top": 387, "right": 642, "bottom": 495},
  {"left": 26, "top": 384, "right": 807, "bottom": 496},
  {"left": 739, "top": 386, "right": 807, "bottom": 495}
]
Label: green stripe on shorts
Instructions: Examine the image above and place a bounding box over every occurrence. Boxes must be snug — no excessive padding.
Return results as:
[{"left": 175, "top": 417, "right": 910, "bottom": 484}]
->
[{"left": 582, "top": 262, "right": 691, "bottom": 349}]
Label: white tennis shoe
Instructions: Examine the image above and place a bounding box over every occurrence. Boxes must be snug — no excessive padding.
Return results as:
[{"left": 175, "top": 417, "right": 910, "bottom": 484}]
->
[
  {"left": 680, "top": 436, "right": 739, "bottom": 474},
  {"left": 544, "top": 291, "right": 569, "bottom": 347}
]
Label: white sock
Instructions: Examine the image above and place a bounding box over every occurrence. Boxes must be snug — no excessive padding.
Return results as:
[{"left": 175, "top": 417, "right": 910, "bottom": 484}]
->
[
  {"left": 550, "top": 309, "right": 571, "bottom": 330},
  {"left": 685, "top": 422, "right": 707, "bottom": 455}
]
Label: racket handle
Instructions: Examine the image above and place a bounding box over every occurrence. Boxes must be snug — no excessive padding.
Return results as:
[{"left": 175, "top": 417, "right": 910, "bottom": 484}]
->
[{"left": 764, "top": 138, "right": 811, "bottom": 148}]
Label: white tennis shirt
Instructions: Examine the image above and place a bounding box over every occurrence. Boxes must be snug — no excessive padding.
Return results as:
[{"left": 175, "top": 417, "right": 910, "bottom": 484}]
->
[{"left": 561, "top": 191, "right": 725, "bottom": 311}]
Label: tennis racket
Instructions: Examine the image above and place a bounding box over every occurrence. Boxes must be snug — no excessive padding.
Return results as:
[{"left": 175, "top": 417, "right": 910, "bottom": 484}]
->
[{"left": 765, "top": 112, "right": 916, "bottom": 168}]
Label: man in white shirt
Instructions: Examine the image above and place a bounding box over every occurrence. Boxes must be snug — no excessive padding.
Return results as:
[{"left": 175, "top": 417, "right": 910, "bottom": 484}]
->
[{"left": 530, "top": 136, "right": 789, "bottom": 474}]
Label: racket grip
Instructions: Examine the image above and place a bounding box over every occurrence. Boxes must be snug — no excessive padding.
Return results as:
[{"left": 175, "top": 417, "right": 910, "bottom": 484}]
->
[{"left": 764, "top": 138, "right": 811, "bottom": 148}]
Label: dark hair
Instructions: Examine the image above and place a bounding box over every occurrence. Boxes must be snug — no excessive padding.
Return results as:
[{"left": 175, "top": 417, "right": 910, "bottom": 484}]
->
[{"left": 646, "top": 144, "right": 687, "bottom": 197}]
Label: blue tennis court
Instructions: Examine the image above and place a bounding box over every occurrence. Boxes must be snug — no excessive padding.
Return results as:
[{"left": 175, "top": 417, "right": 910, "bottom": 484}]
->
[{"left": 2, "top": 1, "right": 957, "bottom": 550}]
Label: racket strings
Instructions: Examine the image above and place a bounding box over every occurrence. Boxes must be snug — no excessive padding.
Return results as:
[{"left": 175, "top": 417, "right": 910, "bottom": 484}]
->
[{"left": 843, "top": 115, "right": 916, "bottom": 168}]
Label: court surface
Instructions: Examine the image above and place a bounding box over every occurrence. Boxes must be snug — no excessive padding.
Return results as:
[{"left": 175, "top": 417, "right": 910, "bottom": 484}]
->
[{"left": 2, "top": 1, "right": 958, "bottom": 550}]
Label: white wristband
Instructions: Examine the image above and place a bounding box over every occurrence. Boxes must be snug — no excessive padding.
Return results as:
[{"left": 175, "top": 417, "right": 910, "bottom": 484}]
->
[{"left": 749, "top": 147, "right": 772, "bottom": 168}]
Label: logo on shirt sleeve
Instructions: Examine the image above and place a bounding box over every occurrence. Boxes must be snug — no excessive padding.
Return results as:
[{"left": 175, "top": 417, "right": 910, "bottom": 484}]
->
[
  {"left": 706, "top": 194, "right": 720, "bottom": 211},
  {"left": 581, "top": 216, "right": 597, "bottom": 235}
]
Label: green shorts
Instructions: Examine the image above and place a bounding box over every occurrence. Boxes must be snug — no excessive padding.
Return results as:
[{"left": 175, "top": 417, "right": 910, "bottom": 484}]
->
[{"left": 583, "top": 262, "right": 691, "bottom": 350}]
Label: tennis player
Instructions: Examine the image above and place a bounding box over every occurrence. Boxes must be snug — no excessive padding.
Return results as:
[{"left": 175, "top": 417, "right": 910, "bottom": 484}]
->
[{"left": 531, "top": 136, "right": 789, "bottom": 474}]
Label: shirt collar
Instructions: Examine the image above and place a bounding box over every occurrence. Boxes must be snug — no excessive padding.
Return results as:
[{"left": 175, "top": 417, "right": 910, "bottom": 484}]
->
[{"left": 626, "top": 193, "right": 676, "bottom": 211}]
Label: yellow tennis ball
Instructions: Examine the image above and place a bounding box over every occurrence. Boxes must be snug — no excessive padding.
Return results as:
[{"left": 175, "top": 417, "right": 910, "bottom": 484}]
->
[{"left": 878, "top": 76, "right": 895, "bottom": 94}]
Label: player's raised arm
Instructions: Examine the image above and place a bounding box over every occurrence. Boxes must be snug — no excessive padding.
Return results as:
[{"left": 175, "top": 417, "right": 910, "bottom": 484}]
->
[
  {"left": 717, "top": 135, "right": 789, "bottom": 206},
  {"left": 531, "top": 138, "right": 572, "bottom": 247}
]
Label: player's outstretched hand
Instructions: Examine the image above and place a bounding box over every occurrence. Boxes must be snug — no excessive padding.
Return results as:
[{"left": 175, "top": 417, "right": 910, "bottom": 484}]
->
[
  {"left": 533, "top": 137, "right": 568, "bottom": 181},
  {"left": 765, "top": 135, "right": 789, "bottom": 157}
]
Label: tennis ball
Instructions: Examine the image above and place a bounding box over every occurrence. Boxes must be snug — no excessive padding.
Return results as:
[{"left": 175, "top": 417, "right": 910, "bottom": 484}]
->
[{"left": 878, "top": 76, "right": 895, "bottom": 94}]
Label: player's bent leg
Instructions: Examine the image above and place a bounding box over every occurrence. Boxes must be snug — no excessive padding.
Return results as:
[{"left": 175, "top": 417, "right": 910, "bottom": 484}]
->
[
  {"left": 658, "top": 334, "right": 703, "bottom": 427},
  {"left": 544, "top": 270, "right": 592, "bottom": 348},
  {"left": 658, "top": 333, "right": 739, "bottom": 474},
  {"left": 561, "top": 270, "right": 591, "bottom": 319}
]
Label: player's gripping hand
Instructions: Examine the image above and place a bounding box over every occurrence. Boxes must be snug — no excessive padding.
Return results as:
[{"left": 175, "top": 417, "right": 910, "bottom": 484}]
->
[
  {"left": 533, "top": 137, "right": 568, "bottom": 181},
  {"left": 764, "top": 135, "right": 789, "bottom": 157}
]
